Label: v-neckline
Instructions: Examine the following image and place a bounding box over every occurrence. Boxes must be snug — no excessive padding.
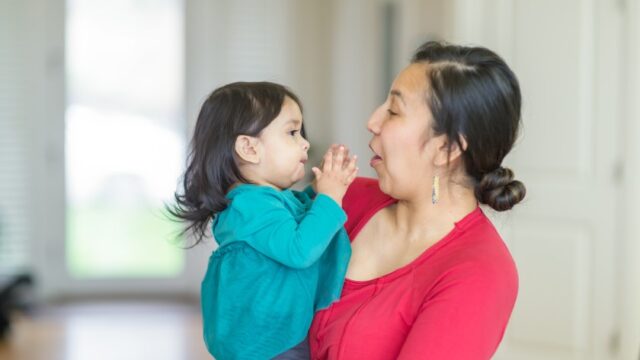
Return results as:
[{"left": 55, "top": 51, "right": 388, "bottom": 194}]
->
[{"left": 344, "top": 202, "right": 483, "bottom": 286}]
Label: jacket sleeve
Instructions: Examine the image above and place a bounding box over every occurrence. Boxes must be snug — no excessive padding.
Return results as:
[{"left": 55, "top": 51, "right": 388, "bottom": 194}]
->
[
  {"left": 230, "top": 191, "right": 347, "bottom": 269},
  {"left": 291, "top": 184, "right": 317, "bottom": 203}
]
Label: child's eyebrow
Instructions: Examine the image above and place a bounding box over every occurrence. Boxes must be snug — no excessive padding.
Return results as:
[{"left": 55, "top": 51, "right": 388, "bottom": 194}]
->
[{"left": 284, "top": 119, "right": 302, "bottom": 126}]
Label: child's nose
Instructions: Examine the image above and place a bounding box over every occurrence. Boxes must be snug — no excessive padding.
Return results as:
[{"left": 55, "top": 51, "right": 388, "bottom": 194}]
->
[{"left": 302, "top": 138, "right": 310, "bottom": 151}]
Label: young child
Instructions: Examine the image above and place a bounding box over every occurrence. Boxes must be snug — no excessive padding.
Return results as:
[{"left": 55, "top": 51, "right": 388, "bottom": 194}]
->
[{"left": 169, "top": 82, "right": 358, "bottom": 359}]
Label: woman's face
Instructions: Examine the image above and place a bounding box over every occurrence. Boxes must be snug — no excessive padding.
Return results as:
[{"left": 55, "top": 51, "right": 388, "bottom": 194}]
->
[{"left": 367, "top": 63, "right": 443, "bottom": 198}]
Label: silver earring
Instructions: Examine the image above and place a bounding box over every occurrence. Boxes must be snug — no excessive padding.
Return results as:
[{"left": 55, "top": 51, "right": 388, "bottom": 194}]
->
[{"left": 432, "top": 175, "right": 440, "bottom": 205}]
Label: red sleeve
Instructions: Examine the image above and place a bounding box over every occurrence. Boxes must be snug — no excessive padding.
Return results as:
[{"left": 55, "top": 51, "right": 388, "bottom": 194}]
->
[
  {"left": 397, "top": 261, "right": 518, "bottom": 360},
  {"left": 342, "top": 177, "right": 395, "bottom": 241}
]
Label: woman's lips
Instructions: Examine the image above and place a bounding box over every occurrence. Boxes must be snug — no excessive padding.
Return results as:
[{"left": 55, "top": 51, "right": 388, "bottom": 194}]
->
[{"left": 370, "top": 155, "right": 382, "bottom": 167}]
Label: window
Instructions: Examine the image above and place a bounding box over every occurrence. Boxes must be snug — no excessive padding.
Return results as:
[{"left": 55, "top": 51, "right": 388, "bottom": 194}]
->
[{"left": 66, "top": 0, "right": 185, "bottom": 278}]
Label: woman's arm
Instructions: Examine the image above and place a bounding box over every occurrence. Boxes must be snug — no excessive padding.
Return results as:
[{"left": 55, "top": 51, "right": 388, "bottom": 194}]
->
[{"left": 397, "top": 263, "right": 518, "bottom": 360}]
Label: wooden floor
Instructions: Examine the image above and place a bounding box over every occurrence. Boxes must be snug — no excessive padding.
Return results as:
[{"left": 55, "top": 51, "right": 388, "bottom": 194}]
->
[{"left": 0, "top": 300, "right": 212, "bottom": 360}]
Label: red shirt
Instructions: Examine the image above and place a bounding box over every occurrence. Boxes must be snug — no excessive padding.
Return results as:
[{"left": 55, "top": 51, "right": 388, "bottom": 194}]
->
[{"left": 308, "top": 178, "right": 519, "bottom": 359}]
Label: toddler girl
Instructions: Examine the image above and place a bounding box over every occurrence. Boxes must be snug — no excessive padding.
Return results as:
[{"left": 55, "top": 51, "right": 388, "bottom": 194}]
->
[{"left": 170, "top": 82, "right": 357, "bottom": 359}]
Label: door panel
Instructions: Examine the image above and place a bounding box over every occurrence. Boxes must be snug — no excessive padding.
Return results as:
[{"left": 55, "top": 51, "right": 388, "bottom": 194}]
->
[{"left": 451, "top": 0, "right": 622, "bottom": 359}]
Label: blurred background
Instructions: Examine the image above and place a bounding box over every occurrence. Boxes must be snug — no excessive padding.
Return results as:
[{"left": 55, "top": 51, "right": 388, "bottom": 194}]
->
[{"left": 0, "top": 0, "right": 639, "bottom": 359}]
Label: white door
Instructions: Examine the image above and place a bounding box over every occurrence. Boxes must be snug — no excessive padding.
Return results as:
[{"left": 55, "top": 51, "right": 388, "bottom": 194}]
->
[{"left": 450, "top": 0, "right": 624, "bottom": 359}]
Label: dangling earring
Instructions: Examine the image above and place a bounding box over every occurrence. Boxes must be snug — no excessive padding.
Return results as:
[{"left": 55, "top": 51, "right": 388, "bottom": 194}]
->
[{"left": 431, "top": 175, "right": 440, "bottom": 205}]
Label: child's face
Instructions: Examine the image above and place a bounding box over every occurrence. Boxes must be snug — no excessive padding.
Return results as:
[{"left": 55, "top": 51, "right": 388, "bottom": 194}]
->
[{"left": 256, "top": 96, "right": 310, "bottom": 190}]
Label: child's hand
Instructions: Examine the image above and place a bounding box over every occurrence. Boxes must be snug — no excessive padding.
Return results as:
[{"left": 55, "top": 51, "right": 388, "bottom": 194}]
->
[
  {"left": 311, "top": 144, "right": 340, "bottom": 193},
  {"left": 311, "top": 145, "right": 358, "bottom": 206}
]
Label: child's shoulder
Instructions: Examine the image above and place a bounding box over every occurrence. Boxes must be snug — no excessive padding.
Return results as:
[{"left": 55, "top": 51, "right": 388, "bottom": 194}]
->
[
  {"left": 214, "top": 185, "right": 288, "bottom": 242},
  {"left": 226, "top": 184, "right": 286, "bottom": 211}
]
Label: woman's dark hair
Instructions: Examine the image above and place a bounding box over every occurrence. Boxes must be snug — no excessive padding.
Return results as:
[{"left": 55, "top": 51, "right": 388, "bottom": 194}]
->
[
  {"left": 167, "top": 81, "right": 304, "bottom": 245},
  {"left": 411, "top": 41, "right": 526, "bottom": 211}
]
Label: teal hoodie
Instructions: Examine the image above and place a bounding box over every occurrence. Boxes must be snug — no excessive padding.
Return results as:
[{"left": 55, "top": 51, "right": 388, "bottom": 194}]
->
[{"left": 201, "top": 184, "right": 351, "bottom": 359}]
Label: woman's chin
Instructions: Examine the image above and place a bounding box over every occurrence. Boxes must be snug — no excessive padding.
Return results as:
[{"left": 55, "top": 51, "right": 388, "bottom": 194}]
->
[
  {"left": 375, "top": 171, "right": 391, "bottom": 194},
  {"left": 372, "top": 166, "right": 388, "bottom": 183}
]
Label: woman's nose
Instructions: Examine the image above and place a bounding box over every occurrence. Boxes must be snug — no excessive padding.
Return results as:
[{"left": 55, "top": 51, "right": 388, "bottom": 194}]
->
[{"left": 367, "top": 106, "right": 384, "bottom": 134}]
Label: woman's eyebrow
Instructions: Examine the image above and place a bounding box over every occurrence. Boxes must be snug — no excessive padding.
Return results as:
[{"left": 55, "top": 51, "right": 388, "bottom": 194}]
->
[{"left": 390, "top": 90, "right": 405, "bottom": 105}]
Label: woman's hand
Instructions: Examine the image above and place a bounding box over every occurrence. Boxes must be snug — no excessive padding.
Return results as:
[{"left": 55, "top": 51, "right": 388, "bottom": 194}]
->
[{"left": 312, "top": 144, "right": 358, "bottom": 206}]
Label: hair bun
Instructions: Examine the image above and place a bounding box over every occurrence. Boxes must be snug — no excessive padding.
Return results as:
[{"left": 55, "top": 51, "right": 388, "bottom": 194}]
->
[{"left": 476, "top": 167, "right": 526, "bottom": 211}]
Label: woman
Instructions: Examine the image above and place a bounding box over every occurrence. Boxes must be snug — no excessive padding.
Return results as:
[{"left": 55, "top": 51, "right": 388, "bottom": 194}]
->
[{"left": 307, "top": 41, "right": 526, "bottom": 359}]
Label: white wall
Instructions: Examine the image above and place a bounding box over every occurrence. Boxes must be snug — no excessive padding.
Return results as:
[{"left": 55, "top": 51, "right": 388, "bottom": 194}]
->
[
  {"left": 621, "top": 0, "right": 640, "bottom": 358},
  {"left": 326, "top": 0, "right": 454, "bottom": 179},
  {"left": 326, "top": 0, "right": 384, "bottom": 179},
  {"left": 4, "top": 0, "right": 67, "bottom": 300}
]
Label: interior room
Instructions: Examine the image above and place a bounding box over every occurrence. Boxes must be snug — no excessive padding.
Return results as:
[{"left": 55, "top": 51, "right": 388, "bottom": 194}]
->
[{"left": 1, "top": 0, "right": 639, "bottom": 359}]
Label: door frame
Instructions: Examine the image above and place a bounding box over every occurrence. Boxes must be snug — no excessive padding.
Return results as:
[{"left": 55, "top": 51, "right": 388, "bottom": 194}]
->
[{"left": 30, "top": 0, "right": 208, "bottom": 301}]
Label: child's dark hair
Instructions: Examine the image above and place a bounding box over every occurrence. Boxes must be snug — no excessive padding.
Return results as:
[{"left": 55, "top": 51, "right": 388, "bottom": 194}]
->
[{"left": 168, "top": 81, "right": 304, "bottom": 245}]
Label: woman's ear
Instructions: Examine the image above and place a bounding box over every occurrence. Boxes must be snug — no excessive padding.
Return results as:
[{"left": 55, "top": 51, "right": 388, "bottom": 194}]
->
[
  {"left": 433, "top": 134, "right": 468, "bottom": 167},
  {"left": 234, "top": 135, "right": 261, "bottom": 164}
]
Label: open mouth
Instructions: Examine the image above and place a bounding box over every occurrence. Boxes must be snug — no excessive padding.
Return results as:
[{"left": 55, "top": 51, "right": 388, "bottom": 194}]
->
[
  {"left": 370, "top": 154, "right": 382, "bottom": 166},
  {"left": 369, "top": 143, "right": 382, "bottom": 166}
]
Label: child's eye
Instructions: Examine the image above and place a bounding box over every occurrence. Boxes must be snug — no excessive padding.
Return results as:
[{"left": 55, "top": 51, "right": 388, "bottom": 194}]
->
[{"left": 289, "top": 130, "right": 299, "bottom": 136}]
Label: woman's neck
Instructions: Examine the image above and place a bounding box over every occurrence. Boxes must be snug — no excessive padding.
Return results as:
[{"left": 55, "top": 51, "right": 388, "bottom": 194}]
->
[{"left": 388, "top": 182, "right": 478, "bottom": 244}]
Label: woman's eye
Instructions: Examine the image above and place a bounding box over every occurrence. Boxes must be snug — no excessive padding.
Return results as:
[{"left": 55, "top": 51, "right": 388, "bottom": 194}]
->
[{"left": 387, "top": 109, "right": 397, "bottom": 116}]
